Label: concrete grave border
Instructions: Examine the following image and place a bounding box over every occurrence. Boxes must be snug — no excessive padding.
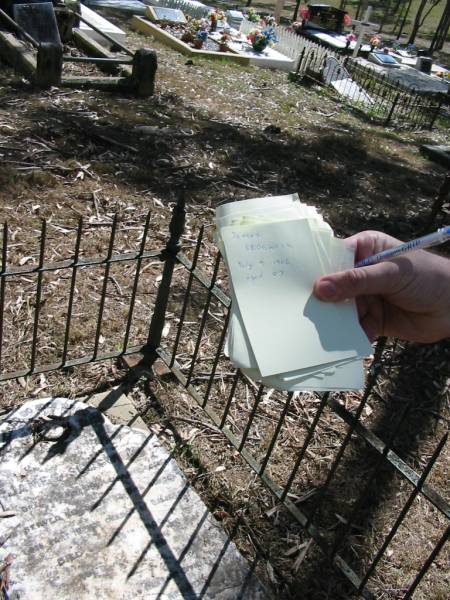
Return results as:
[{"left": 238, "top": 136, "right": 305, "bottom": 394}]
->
[{"left": 130, "top": 16, "right": 251, "bottom": 66}]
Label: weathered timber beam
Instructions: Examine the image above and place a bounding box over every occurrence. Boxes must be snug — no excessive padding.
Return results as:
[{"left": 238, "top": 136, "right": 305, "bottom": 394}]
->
[
  {"left": 60, "top": 75, "right": 128, "bottom": 90},
  {"left": 61, "top": 48, "right": 157, "bottom": 98},
  {"left": 0, "top": 30, "right": 36, "bottom": 78},
  {"left": 73, "top": 29, "right": 132, "bottom": 76},
  {"left": 130, "top": 48, "right": 157, "bottom": 97},
  {"left": 63, "top": 56, "right": 133, "bottom": 65}
]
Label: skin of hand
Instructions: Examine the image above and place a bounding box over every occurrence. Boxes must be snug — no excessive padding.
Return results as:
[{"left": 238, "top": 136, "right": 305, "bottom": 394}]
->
[{"left": 313, "top": 230, "right": 450, "bottom": 343}]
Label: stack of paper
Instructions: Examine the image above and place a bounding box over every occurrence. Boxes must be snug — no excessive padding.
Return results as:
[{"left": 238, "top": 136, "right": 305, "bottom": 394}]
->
[{"left": 215, "top": 194, "right": 372, "bottom": 391}]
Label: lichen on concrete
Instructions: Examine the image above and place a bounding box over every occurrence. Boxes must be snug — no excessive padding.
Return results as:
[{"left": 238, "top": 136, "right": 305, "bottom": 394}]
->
[{"left": 0, "top": 398, "right": 268, "bottom": 599}]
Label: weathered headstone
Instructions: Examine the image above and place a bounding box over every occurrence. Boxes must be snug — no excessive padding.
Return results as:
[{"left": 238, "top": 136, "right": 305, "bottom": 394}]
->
[
  {"left": 78, "top": 4, "right": 127, "bottom": 48},
  {"left": 0, "top": 398, "right": 268, "bottom": 599},
  {"left": 13, "top": 2, "right": 61, "bottom": 45},
  {"left": 322, "top": 56, "right": 348, "bottom": 83},
  {"left": 323, "top": 56, "right": 373, "bottom": 104},
  {"left": 226, "top": 10, "right": 244, "bottom": 30},
  {"left": 4, "top": 0, "right": 47, "bottom": 18},
  {"left": 146, "top": 6, "right": 187, "bottom": 25}
]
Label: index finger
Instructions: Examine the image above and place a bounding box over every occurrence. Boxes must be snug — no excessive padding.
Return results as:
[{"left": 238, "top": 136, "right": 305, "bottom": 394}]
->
[{"left": 344, "top": 231, "right": 403, "bottom": 265}]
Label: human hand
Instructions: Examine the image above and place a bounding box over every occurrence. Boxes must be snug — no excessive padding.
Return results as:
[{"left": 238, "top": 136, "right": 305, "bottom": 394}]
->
[{"left": 313, "top": 230, "right": 450, "bottom": 343}]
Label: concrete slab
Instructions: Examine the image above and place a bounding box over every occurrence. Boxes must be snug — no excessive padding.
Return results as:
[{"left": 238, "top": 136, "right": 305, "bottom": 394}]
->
[
  {"left": 232, "top": 43, "right": 295, "bottom": 72},
  {"left": 331, "top": 78, "right": 373, "bottom": 104},
  {"left": 0, "top": 398, "right": 268, "bottom": 599},
  {"left": 77, "top": 4, "right": 127, "bottom": 48},
  {"left": 86, "top": 386, "right": 149, "bottom": 433},
  {"left": 209, "top": 33, "right": 295, "bottom": 72},
  {"left": 130, "top": 17, "right": 250, "bottom": 66},
  {"left": 355, "top": 57, "right": 449, "bottom": 94}
]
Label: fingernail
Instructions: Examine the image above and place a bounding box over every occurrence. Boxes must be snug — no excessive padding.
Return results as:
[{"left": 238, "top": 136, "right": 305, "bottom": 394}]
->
[{"left": 316, "top": 279, "right": 337, "bottom": 300}]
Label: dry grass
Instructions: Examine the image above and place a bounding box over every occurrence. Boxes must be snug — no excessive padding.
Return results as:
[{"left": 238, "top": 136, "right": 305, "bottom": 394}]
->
[{"left": 0, "top": 12, "right": 448, "bottom": 599}]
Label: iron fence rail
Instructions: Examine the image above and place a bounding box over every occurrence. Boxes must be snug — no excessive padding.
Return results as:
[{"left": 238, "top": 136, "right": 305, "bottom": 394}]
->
[
  {"left": 0, "top": 199, "right": 448, "bottom": 598},
  {"left": 0, "top": 212, "right": 158, "bottom": 381}
]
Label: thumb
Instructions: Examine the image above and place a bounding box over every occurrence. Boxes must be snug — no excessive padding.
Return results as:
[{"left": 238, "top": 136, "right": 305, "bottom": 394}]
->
[{"left": 313, "top": 262, "right": 400, "bottom": 302}]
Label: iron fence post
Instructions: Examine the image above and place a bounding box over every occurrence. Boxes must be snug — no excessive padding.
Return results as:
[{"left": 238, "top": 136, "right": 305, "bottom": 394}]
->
[
  {"left": 385, "top": 92, "right": 400, "bottom": 125},
  {"left": 144, "top": 189, "right": 186, "bottom": 364},
  {"left": 428, "top": 94, "right": 443, "bottom": 130}
]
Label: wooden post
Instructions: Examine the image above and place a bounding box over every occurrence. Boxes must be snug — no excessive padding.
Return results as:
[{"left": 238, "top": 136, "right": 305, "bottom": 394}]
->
[
  {"left": 131, "top": 48, "right": 157, "bottom": 98},
  {"left": 35, "top": 42, "right": 62, "bottom": 88}
]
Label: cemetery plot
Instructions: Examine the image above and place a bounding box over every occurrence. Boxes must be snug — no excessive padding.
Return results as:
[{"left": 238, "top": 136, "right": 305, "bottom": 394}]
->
[
  {"left": 131, "top": 10, "right": 294, "bottom": 71},
  {"left": 130, "top": 15, "right": 250, "bottom": 65},
  {"left": 322, "top": 56, "right": 373, "bottom": 105}
]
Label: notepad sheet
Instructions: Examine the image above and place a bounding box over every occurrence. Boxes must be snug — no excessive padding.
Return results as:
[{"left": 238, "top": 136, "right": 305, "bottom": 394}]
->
[{"left": 216, "top": 194, "right": 372, "bottom": 391}]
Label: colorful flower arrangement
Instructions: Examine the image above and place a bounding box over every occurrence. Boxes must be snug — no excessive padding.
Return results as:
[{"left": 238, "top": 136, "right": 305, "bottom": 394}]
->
[
  {"left": 299, "top": 6, "right": 311, "bottom": 21},
  {"left": 209, "top": 8, "right": 225, "bottom": 31},
  {"left": 291, "top": 20, "right": 303, "bottom": 34},
  {"left": 262, "top": 15, "right": 276, "bottom": 27},
  {"left": 343, "top": 13, "right": 352, "bottom": 27},
  {"left": 247, "top": 27, "right": 277, "bottom": 52},
  {"left": 369, "top": 34, "right": 381, "bottom": 49},
  {"left": 196, "top": 29, "right": 208, "bottom": 42},
  {"left": 220, "top": 32, "right": 231, "bottom": 44},
  {"left": 218, "top": 31, "right": 231, "bottom": 52},
  {"left": 436, "top": 70, "right": 450, "bottom": 80},
  {"left": 181, "top": 17, "right": 209, "bottom": 47},
  {"left": 246, "top": 8, "right": 261, "bottom": 24}
]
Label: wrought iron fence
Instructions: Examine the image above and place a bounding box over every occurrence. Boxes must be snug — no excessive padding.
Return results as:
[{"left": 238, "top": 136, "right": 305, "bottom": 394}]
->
[
  {"left": 294, "top": 50, "right": 445, "bottom": 130},
  {"left": 345, "top": 60, "right": 445, "bottom": 129},
  {"left": 0, "top": 197, "right": 448, "bottom": 598}
]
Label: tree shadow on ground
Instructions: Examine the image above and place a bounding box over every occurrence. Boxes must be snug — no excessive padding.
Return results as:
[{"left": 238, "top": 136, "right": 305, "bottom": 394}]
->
[
  {"left": 3, "top": 92, "right": 443, "bottom": 238},
  {"left": 0, "top": 79, "right": 448, "bottom": 598}
]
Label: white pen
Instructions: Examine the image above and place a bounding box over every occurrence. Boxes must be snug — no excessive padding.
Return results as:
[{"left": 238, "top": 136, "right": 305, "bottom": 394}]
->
[{"left": 355, "top": 226, "right": 450, "bottom": 268}]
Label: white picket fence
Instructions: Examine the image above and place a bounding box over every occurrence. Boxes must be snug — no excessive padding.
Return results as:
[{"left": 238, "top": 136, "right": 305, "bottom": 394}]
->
[{"left": 239, "top": 18, "right": 342, "bottom": 73}]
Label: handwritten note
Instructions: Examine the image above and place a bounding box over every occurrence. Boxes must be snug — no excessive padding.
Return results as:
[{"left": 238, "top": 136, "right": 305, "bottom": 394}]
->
[
  {"left": 217, "top": 194, "right": 372, "bottom": 390},
  {"left": 220, "top": 219, "right": 371, "bottom": 379}
]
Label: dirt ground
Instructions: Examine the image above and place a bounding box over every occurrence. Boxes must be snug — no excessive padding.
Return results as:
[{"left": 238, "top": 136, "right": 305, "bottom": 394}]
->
[{"left": 0, "top": 9, "right": 449, "bottom": 600}]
